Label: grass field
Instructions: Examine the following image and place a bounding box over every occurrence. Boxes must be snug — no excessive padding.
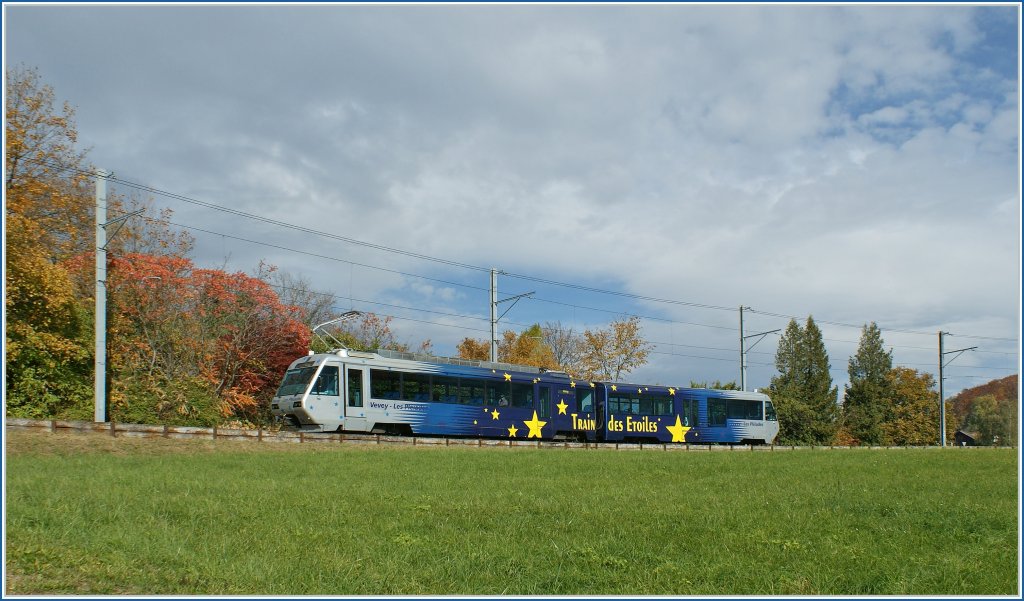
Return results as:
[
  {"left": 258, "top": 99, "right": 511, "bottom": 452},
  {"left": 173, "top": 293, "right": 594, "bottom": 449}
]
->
[{"left": 4, "top": 430, "right": 1019, "bottom": 595}]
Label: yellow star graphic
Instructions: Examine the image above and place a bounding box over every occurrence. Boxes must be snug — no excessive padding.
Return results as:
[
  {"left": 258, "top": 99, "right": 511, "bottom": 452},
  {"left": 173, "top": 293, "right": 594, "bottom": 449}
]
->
[
  {"left": 556, "top": 400, "right": 568, "bottom": 415},
  {"left": 611, "top": 384, "right": 617, "bottom": 392},
  {"left": 491, "top": 409, "right": 500, "bottom": 420},
  {"left": 589, "top": 382, "right": 595, "bottom": 388},
  {"left": 637, "top": 388, "right": 642, "bottom": 394},
  {"left": 666, "top": 415, "right": 691, "bottom": 443},
  {"left": 570, "top": 380, "right": 576, "bottom": 388},
  {"left": 523, "top": 410, "right": 546, "bottom": 438},
  {"left": 503, "top": 372, "right": 511, "bottom": 382},
  {"left": 668, "top": 388, "right": 676, "bottom": 395},
  {"left": 507, "top": 424, "right": 518, "bottom": 437}
]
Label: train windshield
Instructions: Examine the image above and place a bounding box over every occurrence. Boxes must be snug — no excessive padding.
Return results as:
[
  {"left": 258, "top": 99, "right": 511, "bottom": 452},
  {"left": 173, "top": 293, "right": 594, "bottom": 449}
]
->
[{"left": 276, "top": 365, "right": 318, "bottom": 397}]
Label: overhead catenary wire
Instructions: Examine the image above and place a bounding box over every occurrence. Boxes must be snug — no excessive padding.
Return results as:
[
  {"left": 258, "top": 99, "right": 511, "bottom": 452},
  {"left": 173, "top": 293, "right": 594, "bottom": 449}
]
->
[
  {"left": 125, "top": 217, "right": 1013, "bottom": 381},
  {"left": 38, "top": 159, "right": 1018, "bottom": 360},
  {"left": 139, "top": 214, "right": 742, "bottom": 334}
]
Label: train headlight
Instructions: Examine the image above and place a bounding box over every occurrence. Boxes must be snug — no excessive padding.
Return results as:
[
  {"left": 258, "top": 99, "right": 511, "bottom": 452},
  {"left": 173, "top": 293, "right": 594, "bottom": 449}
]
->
[{"left": 292, "top": 401, "right": 302, "bottom": 408}]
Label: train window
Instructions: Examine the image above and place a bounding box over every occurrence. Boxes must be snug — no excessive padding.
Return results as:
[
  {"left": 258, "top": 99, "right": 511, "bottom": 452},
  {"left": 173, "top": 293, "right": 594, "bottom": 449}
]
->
[
  {"left": 727, "top": 399, "right": 763, "bottom": 420},
  {"left": 432, "top": 376, "right": 459, "bottom": 403},
  {"left": 538, "top": 386, "right": 550, "bottom": 418},
  {"left": 487, "top": 381, "right": 511, "bottom": 407},
  {"left": 371, "top": 370, "right": 402, "bottom": 400},
  {"left": 640, "top": 394, "right": 673, "bottom": 415},
  {"left": 277, "top": 366, "right": 317, "bottom": 397},
  {"left": 680, "top": 397, "right": 698, "bottom": 427},
  {"left": 765, "top": 401, "right": 777, "bottom": 421},
  {"left": 747, "top": 400, "right": 764, "bottom": 420},
  {"left": 460, "top": 381, "right": 486, "bottom": 406},
  {"left": 347, "top": 368, "right": 363, "bottom": 407},
  {"left": 576, "top": 388, "right": 594, "bottom": 413},
  {"left": 402, "top": 372, "right": 432, "bottom": 402},
  {"left": 311, "top": 366, "right": 339, "bottom": 396},
  {"left": 708, "top": 398, "right": 727, "bottom": 426},
  {"left": 608, "top": 393, "right": 640, "bottom": 415},
  {"left": 510, "top": 383, "right": 533, "bottom": 408}
]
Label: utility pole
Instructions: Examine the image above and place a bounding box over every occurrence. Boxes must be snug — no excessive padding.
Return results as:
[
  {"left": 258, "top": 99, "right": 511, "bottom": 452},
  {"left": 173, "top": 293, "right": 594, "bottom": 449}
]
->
[
  {"left": 488, "top": 268, "right": 534, "bottom": 363},
  {"left": 739, "top": 305, "right": 744, "bottom": 389},
  {"left": 490, "top": 268, "right": 498, "bottom": 362},
  {"left": 739, "top": 306, "right": 779, "bottom": 391},
  {"left": 93, "top": 170, "right": 142, "bottom": 423},
  {"left": 938, "top": 331, "right": 977, "bottom": 447},
  {"left": 94, "top": 170, "right": 108, "bottom": 422}
]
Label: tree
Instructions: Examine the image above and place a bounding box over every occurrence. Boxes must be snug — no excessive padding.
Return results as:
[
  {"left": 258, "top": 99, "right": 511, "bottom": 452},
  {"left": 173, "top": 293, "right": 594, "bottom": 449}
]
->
[
  {"left": 842, "top": 322, "right": 894, "bottom": 445},
  {"left": 5, "top": 66, "right": 92, "bottom": 259},
  {"left": 542, "top": 321, "right": 584, "bottom": 373},
  {"left": 270, "top": 270, "right": 337, "bottom": 330},
  {"left": 5, "top": 66, "right": 94, "bottom": 419},
  {"left": 106, "top": 191, "right": 194, "bottom": 259},
  {"left": 963, "top": 394, "right": 1017, "bottom": 446},
  {"left": 689, "top": 380, "right": 740, "bottom": 390},
  {"left": 578, "top": 316, "right": 653, "bottom": 381},
  {"left": 767, "top": 316, "right": 839, "bottom": 445},
  {"left": 882, "top": 367, "right": 941, "bottom": 446},
  {"left": 948, "top": 375, "right": 1018, "bottom": 435},
  {"left": 498, "top": 324, "right": 557, "bottom": 368},
  {"left": 318, "top": 312, "right": 414, "bottom": 354},
  {"left": 455, "top": 325, "right": 557, "bottom": 369},
  {"left": 456, "top": 337, "right": 490, "bottom": 361},
  {"left": 56, "top": 253, "right": 314, "bottom": 426}
]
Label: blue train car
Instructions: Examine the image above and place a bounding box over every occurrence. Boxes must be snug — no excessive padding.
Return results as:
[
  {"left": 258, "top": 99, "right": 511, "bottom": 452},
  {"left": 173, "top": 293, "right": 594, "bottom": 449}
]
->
[
  {"left": 271, "top": 348, "right": 779, "bottom": 445},
  {"left": 597, "top": 383, "right": 779, "bottom": 444}
]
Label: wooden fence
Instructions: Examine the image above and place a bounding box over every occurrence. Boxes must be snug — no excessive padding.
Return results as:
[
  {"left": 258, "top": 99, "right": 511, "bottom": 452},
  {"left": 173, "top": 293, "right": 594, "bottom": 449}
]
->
[{"left": 5, "top": 418, "right": 1005, "bottom": 450}]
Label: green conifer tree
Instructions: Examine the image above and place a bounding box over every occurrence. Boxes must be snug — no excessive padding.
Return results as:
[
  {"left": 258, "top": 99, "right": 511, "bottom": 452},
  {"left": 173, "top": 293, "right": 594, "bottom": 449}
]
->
[
  {"left": 768, "top": 316, "right": 839, "bottom": 444},
  {"left": 843, "top": 322, "right": 893, "bottom": 445}
]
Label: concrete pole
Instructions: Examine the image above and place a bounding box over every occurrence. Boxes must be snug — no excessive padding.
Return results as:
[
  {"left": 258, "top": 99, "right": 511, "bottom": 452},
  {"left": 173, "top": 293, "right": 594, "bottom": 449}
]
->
[
  {"left": 94, "top": 170, "right": 109, "bottom": 423},
  {"left": 938, "top": 331, "right": 945, "bottom": 447},
  {"left": 739, "top": 305, "right": 746, "bottom": 391},
  {"left": 489, "top": 268, "right": 498, "bottom": 362}
]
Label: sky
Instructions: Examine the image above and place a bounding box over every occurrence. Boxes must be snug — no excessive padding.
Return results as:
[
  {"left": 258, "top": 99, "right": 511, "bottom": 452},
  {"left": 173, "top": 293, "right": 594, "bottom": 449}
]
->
[{"left": 3, "top": 3, "right": 1020, "bottom": 399}]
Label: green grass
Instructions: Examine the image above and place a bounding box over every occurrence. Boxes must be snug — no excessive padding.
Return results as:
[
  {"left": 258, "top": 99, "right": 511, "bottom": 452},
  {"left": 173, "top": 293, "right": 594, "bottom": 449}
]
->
[{"left": 5, "top": 431, "right": 1018, "bottom": 595}]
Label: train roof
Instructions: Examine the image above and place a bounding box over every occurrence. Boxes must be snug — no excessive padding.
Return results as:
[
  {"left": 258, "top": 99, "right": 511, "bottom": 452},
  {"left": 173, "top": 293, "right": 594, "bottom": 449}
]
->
[{"left": 302, "top": 347, "right": 559, "bottom": 377}]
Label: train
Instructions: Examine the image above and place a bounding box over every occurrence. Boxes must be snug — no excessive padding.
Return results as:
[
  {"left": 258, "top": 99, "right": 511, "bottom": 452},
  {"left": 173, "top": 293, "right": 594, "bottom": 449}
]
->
[{"left": 270, "top": 348, "right": 780, "bottom": 445}]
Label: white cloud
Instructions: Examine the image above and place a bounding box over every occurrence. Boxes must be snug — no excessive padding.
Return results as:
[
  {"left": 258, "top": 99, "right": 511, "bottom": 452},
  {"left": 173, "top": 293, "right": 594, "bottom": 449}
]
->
[{"left": 5, "top": 4, "right": 1017, "bottom": 396}]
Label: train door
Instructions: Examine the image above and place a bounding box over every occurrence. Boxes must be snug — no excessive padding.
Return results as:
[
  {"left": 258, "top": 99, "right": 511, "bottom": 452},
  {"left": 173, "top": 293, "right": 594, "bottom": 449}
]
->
[
  {"left": 308, "top": 364, "right": 341, "bottom": 427},
  {"left": 537, "top": 384, "right": 552, "bottom": 421},
  {"left": 344, "top": 366, "right": 368, "bottom": 432}
]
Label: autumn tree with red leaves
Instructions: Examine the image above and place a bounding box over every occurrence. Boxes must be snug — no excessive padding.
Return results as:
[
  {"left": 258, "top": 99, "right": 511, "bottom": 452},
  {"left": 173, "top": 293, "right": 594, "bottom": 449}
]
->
[{"left": 96, "top": 254, "right": 310, "bottom": 425}]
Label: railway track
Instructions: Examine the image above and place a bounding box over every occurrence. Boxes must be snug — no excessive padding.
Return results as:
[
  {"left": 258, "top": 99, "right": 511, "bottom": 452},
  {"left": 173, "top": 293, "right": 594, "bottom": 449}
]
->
[{"left": 6, "top": 418, "right": 986, "bottom": 451}]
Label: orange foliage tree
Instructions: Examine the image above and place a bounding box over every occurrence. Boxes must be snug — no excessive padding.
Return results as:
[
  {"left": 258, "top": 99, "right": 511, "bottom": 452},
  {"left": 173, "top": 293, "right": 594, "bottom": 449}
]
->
[
  {"left": 84, "top": 254, "right": 310, "bottom": 425},
  {"left": 5, "top": 66, "right": 95, "bottom": 418},
  {"left": 578, "top": 316, "right": 653, "bottom": 381},
  {"left": 456, "top": 324, "right": 557, "bottom": 369}
]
